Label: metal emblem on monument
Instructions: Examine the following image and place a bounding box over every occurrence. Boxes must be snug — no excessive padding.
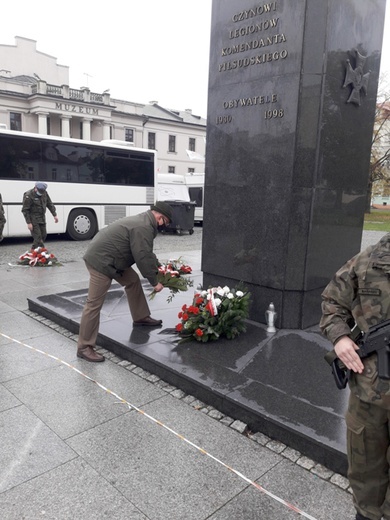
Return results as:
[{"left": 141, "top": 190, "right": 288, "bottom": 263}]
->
[{"left": 343, "top": 48, "right": 370, "bottom": 106}]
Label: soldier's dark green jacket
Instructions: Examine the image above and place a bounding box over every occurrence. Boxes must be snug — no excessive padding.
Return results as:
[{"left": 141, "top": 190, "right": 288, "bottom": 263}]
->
[
  {"left": 320, "top": 232, "right": 390, "bottom": 403},
  {"left": 83, "top": 210, "right": 159, "bottom": 286},
  {"left": 21, "top": 188, "right": 57, "bottom": 224}
]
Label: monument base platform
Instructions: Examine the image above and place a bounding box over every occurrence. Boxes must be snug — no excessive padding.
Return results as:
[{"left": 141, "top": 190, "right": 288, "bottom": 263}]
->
[{"left": 27, "top": 275, "right": 348, "bottom": 476}]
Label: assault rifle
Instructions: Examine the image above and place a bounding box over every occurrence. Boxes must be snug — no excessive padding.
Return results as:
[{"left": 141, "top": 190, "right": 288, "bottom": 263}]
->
[{"left": 325, "top": 319, "right": 390, "bottom": 389}]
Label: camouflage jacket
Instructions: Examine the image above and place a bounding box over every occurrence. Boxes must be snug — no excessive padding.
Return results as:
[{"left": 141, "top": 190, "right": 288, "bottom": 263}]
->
[
  {"left": 22, "top": 188, "right": 57, "bottom": 224},
  {"left": 320, "top": 232, "right": 390, "bottom": 403}
]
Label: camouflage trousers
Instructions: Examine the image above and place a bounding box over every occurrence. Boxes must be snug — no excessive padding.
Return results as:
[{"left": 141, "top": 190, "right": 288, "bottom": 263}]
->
[
  {"left": 30, "top": 222, "right": 47, "bottom": 249},
  {"left": 347, "top": 391, "right": 390, "bottom": 519}
]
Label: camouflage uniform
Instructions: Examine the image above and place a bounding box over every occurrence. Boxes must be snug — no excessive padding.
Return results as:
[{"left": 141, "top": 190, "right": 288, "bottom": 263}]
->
[
  {"left": 0, "top": 193, "right": 6, "bottom": 241},
  {"left": 320, "top": 232, "right": 390, "bottom": 520},
  {"left": 22, "top": 188, "right": 57, "bottom": 249}
]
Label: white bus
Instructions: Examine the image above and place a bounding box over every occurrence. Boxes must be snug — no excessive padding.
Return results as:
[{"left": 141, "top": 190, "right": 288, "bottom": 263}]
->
[{"left": 0, "top": 129, "right": 156, "bottom": 240}]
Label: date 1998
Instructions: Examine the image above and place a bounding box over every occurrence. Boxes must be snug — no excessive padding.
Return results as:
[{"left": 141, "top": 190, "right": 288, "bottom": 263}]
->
[{"left": 265, "top": 109, "right": 284, "bottom": 119}]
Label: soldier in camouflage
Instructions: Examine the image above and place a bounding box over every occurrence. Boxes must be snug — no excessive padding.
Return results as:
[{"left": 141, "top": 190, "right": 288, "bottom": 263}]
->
[
  {"left": 320, "top": 233, "right": 390, "bottom": 520},
  {"left": 0, "top": 192, "right": 6, "bottom": 242},
  {"left": 22, "top": 182, "right": 58, "bottom": 249}
]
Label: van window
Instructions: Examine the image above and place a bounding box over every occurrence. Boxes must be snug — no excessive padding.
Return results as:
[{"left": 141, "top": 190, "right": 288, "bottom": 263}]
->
[{"left": 189, "top": 187, "right": 203, "bottom": 207}]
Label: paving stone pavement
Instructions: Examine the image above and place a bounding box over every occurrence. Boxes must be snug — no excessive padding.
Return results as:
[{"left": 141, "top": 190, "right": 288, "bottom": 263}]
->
[{"left": 0, "top": 229, "right": 385, "bottom": 520}]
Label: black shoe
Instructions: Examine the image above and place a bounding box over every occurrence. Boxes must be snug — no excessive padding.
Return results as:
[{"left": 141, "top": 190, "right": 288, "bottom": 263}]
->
[
  {"left": 356, "top": 513, "right": 371, "bottom": 520},
  {"left": 133, "top": 316, "right": 162, "bottom": 327}
]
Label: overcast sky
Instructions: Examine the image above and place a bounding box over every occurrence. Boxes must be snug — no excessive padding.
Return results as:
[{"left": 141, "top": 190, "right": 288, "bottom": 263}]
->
[{"left": 1, "top": 0, "right": 389, "bottom": 119}]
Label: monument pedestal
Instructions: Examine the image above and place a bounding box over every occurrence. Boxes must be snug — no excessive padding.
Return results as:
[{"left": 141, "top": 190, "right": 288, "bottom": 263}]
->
[{"left": 202, "top": 0, "right": 386, "bottom": 328}]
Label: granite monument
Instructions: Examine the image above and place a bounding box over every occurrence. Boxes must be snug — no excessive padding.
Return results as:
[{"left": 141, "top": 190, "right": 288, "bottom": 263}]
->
[{"left": 202, "top": 0, "right": 386, "bottom": 328}]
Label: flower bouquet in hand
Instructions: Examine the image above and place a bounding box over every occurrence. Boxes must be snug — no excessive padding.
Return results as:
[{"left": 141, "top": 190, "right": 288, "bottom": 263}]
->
[
  {"left": 149, "top": 258, "right": 193, "bottom": 303},
  {"left": 176, "top": 284, "right": 251, "bottom": 343},
  {"left": 18, "top": 247, "right": 62, "bottom": 267}
]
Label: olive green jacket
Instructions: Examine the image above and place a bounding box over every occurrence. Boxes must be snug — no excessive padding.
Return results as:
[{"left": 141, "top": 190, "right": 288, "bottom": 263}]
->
[
  {"left": 22, "top": 188, "right": 57, "bottom": 224},
  {"left": 320, "top": 233, "right": 390, "bottom": 402},
  {"left": 83, "top": 210, "right": 159, "bottom": 286}
]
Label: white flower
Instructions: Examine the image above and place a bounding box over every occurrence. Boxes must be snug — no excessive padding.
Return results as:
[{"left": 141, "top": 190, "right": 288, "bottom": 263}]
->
[
  {"left": 201, "top": 290, "right": 207, "bottom": 297},
  {"left": 236, "top": 290, "right": 244, "bottom": 297},
  {"left": 216, "top": 287, "right": 225, "bottom": 297},
  {"left": 227, "top": 293, "right": 234, "bottom": 299},
  {"left": 214, "top": 298, "right": 222, "bottom": 307},
  {"left": 223, "top": 286, "right": 230, "bottom": 294}
]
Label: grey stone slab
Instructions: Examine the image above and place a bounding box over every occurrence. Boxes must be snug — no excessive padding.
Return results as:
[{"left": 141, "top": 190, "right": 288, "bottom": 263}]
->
[
  {"left": 258, "top": 458, "right": 356, "bottom": 520},
  {"left": 67, "top": 410, "right": 253, "bottom": 520},
  {"left": 0, "top": 311, "right": 59, "bottom": 344},
  {"left": 3, "top": 360, "right": 165, "bottom": 439},
  {"left": 0, "top": 332, "right": 77, "bottom": 383},
  {"left": 0, "top": 301, "right": 14, "bottom": 314},
  {"left": 0, "top": 458, "right": 147, "bottom": 520},
  {"left": 0, "top": 406, "right": 76, "bottom": 493},
  {"left": 0, "top": 384, "right": 21, "bottom": 411},
  {"left": 208, "top": 459, "right": 356, "bottom": 519},
  {"left": 143, "top": 393, "right": 282, "bottom": 482}
]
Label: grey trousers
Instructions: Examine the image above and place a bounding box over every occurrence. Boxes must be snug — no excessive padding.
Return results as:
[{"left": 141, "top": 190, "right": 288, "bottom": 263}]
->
[{"left": 77, "top": 262, "right": 150, "bottom": 352}]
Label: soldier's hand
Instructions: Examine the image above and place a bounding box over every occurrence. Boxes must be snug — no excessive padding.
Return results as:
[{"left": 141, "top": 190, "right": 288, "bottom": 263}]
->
[
  {"left": 27, "top": 223, "right": 33, "bottom": 231},
  {"left": 54, "top": 216, "right": 58, "bottom": 223},
  {"left": 153, "top": 282, "right": 164, "bottom": 293},
  {"left": 334, "top": 335, "right": 364, "bottom": 374}
]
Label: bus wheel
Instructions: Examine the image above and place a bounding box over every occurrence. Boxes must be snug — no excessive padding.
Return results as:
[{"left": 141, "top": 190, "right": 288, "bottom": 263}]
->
[{"left": 66, "top": 209, "right": 97, "bottom": 240}]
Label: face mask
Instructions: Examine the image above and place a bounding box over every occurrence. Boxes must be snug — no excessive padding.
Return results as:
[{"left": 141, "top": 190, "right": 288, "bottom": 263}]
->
[
  {"left": 157, "top": 224, "right": 167, "bottom": 232},
  {"left": 36, "top": 191, "right": 43, "bottom": 197}
]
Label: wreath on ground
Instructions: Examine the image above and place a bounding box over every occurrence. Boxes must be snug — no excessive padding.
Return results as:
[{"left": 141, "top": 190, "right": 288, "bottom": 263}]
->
[
  {"left": 17, "top": 247, "right": 62, "bottom": 266},
  {"left": 176, "top": 283, "right": 251, "bottom": 343}
]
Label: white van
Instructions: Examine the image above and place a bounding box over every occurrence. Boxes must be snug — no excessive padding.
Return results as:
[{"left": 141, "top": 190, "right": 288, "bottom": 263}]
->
[
  {"left": 157, "top": 173, "right": 189, "bottom": 202},
  {"left": 157, "top": 173, "right": 204, "bottom": 223}
]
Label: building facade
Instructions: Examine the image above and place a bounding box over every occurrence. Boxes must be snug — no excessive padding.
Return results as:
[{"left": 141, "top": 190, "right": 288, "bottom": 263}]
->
[{"left": 0, "top": 37, "right": 206, "bottom": 175}]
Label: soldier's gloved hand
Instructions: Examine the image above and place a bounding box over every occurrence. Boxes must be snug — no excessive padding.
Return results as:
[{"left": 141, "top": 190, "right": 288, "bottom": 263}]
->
[{"left": 334, "top": 335, "right": 364, "bottom": 374}]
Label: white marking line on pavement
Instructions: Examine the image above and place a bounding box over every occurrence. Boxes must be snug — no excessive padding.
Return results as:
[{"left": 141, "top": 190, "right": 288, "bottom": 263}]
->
[{"left": 0, "top": 332, "right": 318, "bottom": 520}]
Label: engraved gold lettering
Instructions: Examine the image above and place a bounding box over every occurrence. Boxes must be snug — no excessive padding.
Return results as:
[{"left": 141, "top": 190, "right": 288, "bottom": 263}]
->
[
  {"left": 223, "top": 94, "right": 278, "bottom": 109},
  {"left": 219, "top": 49, "right": 288, "bottom": 72},
  {"left": 229, "top": 17, "right": 279, "bottom": 38},
  {"left": 232, "top": 2, "right": 277, "bottom": 23},
  {"left": 222, "top": 33, "right": 286, "bottom": 56}
]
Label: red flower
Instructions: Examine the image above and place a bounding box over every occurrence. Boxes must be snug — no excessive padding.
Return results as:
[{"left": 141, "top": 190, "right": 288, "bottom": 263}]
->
[
  {"left": 182, "top": 313, "right": 189, "bottom": 321},
  {"left": 182, "top": 304, "right": 187, "bottom": 311},
  {"left": 178, "top": 311, "right": 183, "bottom": 319},
  {"left": 195, "top": 328, "right": 203, "bottom": 337},
  {"left": 176, "top": 323, "right": 183, "bottom": 332},
  {"left": 195, "top": 297, "right": 203, "bottom": 305}
]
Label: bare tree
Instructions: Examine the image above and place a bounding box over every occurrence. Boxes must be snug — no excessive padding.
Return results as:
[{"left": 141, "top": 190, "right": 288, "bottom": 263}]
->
[{"left": 368, "top": 76, "right": 390, "bottom": 211}]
